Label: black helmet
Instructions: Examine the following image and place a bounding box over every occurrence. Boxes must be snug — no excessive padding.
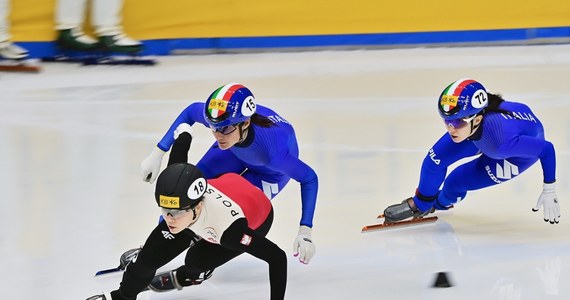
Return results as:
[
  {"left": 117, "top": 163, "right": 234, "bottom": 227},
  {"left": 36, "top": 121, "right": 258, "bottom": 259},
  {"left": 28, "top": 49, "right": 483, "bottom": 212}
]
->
[{"left": 155, "top": 163, "right": 207, "bottom": 210}]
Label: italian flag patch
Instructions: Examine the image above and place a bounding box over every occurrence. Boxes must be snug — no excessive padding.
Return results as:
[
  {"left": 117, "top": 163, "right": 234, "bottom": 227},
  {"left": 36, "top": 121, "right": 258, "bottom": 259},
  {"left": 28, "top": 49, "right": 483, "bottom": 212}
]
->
[
  {"left": 440, "top": 79, "right": 475, "bottom": 112},
  {"left": 208, "top": 83, "right": 246, "bottom": 118}
]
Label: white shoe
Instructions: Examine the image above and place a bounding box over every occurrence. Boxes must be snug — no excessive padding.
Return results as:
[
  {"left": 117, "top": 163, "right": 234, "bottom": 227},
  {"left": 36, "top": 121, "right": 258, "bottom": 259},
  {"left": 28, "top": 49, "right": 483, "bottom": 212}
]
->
[{"left": 0, "top": 41, "right": 29, "bottom": 60}]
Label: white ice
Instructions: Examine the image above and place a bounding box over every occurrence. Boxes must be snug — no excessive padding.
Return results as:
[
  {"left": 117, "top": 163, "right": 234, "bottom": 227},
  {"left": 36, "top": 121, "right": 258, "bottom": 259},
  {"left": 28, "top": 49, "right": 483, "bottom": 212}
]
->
[{"left": 1, "top": 44, "right": 570, "bottom": 300}]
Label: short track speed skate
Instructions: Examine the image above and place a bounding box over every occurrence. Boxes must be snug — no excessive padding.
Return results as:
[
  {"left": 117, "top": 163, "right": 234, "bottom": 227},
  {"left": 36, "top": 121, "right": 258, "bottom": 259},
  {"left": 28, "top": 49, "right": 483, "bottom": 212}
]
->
[
  {"left": 361, "top": 214, "right": 438, "bottom": 232},
  {"left": 361, "top": 198, "right": 438, "bottom": 232},
  {"left": 94, "top": 247, "right": 141, "bottom": 276},
  {"left": 0, "top": 42, "right": 38, "bottom": 72},
  {"left": 145, "top": 269, "right": 214, "bottom": 292},
  {"left": 42, "top": 51, "right": 156, "bottom": 66},
  {"left": 42, "top": 29, "right": 156, "bottom": 66}
]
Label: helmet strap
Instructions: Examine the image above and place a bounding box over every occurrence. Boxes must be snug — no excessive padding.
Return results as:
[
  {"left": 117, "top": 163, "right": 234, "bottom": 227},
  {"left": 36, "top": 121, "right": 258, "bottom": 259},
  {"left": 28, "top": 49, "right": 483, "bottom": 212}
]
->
[
  {"left": 237, "top": 123, "right": 249, "bottom": 144},
  {"left": 468, "top": 116, "right": 482, "bottom": 136},
  {"left": 189, "top": 202, "right": 202, "bottom": 223}
]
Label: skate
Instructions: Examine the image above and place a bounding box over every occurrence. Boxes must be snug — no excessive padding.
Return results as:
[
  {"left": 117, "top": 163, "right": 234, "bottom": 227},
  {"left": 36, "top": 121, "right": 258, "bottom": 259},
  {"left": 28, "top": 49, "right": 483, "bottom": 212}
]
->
[
  {"left": 43, "top": 29, "right": 155, "bottom": 66},
  {"left": 85, "top": 292, "right": 112, "bottom": 300},
  {"left": 43, "top": 28, "right": 101, "bottom": 65},
  {"left": 146, "top": 269, "right": 214, "bottom": 292},
  {"left": 98, "top": 33, "right": 143, "bottom": 54},
  {"left": 0, "top": 58, "right": 41, "bottom": 73},
  {"left": 0, "top": 41, "right": 40, "bottom": 73},
  {"left": 42, "top": 48, "right": 156, "bottom": 66},
  {"left": 147, "top": 270, "right": 183, "bottom": 292},
  {"left": 95, "top": 246, "right": 141, "bottom": 276},
  {"left": 56, "top": 28, "right": 100, "bottom": 51},
  {"left": 384, "top": 197, "right": 434, "bottom": 223},
  {"left": 361, "top": 198, "right": 437, "bottom": 232},
  {"left": 91, "top": 33, "right": 155, "bottom": 66},
  {"left": 0, "top": 41, "right": 29, "bottom": 60}
]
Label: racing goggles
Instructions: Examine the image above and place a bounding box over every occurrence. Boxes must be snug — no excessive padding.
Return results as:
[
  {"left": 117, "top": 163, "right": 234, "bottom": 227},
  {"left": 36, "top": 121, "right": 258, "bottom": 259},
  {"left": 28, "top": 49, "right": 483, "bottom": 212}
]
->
[
  {"left": 209, "top": 122, "right": 242, "bottom": 135},
  {"left": 161, "top": 207, "right": 191, "bottom": 219},
  {"left": 443, "top": 114, "right": 477, "bottom": 129}
]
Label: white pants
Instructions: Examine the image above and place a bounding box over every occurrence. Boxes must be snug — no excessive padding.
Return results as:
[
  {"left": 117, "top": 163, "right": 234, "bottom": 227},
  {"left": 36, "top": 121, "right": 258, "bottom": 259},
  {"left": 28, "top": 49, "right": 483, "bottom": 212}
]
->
[
  {"left": 0, "top": 0, "right": 10, "bottom": 42},
  {"left": 55, "top": 0, "right": 124, "bottom": 36}
]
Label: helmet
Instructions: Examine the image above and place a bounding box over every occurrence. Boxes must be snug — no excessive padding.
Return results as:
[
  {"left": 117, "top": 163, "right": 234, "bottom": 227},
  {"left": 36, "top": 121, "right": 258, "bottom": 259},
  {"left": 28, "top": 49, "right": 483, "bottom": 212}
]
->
[
  {"left": 438, "top": 79, "right": 488, "bottom": 120},
  {"left": 155, "top": 163, "right": 207, "bottom": 209},
  {"left": 204, "top": 83, "right": 257, "bottom": 128}
]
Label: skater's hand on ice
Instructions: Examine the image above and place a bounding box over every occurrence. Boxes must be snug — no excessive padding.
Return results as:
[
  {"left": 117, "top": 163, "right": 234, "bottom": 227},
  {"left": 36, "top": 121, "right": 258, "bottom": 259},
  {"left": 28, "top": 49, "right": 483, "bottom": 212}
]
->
[
  {"left": 141, "top": 147, "right": 166, "bottom": 183},
  {"left": 174, "top": 123, "right": 193, "bottom": 140},
  {"left": 533, "top": 182, "right": 560, "bottom": 224},
  {"left": 536, "top": 256, "right": 562, "bottom": 295},
  {"left": 293, "top": 225, "right": 315, "bottom": 264}
]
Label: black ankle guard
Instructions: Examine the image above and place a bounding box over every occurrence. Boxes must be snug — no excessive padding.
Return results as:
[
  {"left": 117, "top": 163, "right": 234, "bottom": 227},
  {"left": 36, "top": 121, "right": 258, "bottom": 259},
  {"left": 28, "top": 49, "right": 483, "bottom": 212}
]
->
[{"left": 415, "top": 189, "right": 437, "bottom": 202}]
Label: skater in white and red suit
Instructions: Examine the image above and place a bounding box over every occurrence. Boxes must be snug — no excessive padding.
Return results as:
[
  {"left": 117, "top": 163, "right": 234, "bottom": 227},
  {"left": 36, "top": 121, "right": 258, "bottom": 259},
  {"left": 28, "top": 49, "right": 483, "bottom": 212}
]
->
[{"left": 86, "top": 130, "right": 287, "bottom": 300}]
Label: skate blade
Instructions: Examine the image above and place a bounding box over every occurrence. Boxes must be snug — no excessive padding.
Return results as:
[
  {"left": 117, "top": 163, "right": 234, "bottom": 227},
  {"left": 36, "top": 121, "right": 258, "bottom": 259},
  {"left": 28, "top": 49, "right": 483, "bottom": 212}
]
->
[
  {"left": 94, "top": 265, "right": 124, "bottom": 276},
  {"left": 361, "top": 216, "right": 438, "bottom": 232},
  {"left": 0, "top": 62, "right": 41, "bottom": 73},
  {"left": 41, "top": 55, "right": 156, "bottom": 66}
]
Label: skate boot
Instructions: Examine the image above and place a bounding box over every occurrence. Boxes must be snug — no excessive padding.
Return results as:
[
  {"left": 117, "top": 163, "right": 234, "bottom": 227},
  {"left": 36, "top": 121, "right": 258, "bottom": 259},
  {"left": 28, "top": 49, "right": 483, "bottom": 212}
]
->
[
  {"left": 383, "top": 197, "right": 434, "bottom": 224},
  {"left": 86, "top": 290, "right": 132, "bottom": 300},
  {"left": 98, "top": 33, "right": 142, "bottom": 53},
  {"left": 85, "top": 292, "right": 112, "bottom": 300},
  {"left": 0, "top": 41, "right": 29, "bottom": 60},
  {"left": 148, "top": 270, "right": 183, "bottom": 292},
  {"left": 148, "top": 269, "right": 214, "bottom": 292},
  {"left": 120, "top": 246, "right": 141, "bottom": 269},
  {"left": 56, "top": 28, "right": 99, "bottom": 51}
]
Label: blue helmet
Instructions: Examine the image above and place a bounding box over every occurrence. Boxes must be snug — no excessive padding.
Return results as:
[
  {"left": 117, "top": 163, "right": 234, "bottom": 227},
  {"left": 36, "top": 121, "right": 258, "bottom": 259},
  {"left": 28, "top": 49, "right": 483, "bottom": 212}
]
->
[
  {"left": 204, "top": 83, "right": 257, "bottom": 128},
  {"left": 438, "top": 79, "right": 488, "bottom": 120}
]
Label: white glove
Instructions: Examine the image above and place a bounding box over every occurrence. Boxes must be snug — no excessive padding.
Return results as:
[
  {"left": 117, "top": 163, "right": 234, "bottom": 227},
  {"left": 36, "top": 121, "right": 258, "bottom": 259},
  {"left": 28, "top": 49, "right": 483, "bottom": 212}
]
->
[
  {"left": 532, "top": 182, "right": 560, "bottom": 224},
  {"left": 293, "top": 225, "right": 315, "bottom": 264},
  {"left": 174, "top": 123, "right": 193, "bottom": 140},
  {"left": 140, "top": 147, "right": 166, "bottom": 183}
]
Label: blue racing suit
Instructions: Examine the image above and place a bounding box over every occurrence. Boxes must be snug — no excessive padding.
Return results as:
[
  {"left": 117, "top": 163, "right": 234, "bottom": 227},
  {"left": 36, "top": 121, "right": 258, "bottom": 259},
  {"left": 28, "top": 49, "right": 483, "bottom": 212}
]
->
[
  {"left": 413, "top": 100, "right": 556, "bottom": 212},
  {"left": 155, "top": 102, "right": 318, "bottom": 227}
]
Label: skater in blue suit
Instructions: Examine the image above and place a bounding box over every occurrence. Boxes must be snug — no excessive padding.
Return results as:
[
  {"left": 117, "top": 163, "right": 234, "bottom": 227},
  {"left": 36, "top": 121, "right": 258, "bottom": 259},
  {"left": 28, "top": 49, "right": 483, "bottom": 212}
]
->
[
  {"left": 383, "top": 78, "right": 559, "bottom": 224},
  {"left": 138, "top": 83, "right": 318, "bottom": 292}
]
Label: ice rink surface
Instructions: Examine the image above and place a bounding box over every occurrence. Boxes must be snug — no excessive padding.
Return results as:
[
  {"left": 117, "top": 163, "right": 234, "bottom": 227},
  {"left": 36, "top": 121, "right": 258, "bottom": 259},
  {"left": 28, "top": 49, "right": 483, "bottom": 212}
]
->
[{"left": 1, "top": 44, "right": 570, "bottom": 300}]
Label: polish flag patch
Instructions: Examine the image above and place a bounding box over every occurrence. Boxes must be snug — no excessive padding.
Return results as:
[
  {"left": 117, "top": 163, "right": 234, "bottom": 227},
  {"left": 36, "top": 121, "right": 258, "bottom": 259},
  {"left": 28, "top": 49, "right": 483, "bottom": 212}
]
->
[{"left": 240, "top": 234, "right": 252, "bottom": 246}]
